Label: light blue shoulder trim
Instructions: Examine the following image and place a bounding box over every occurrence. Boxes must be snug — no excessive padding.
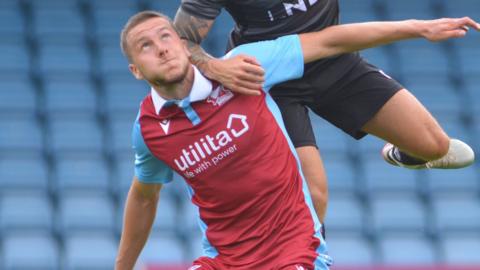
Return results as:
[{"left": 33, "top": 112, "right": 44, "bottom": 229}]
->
[
  {"left": 225, "top": 35, "right": 304, "bottom": 91},
  {"left": 132, "top": 112, "right": 173, "bottom": 184}
]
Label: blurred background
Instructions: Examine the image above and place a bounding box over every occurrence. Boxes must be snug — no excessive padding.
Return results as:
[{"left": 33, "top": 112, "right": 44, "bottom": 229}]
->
[{"left": 0, "top": 0, "right": 479, "bottom": 269}]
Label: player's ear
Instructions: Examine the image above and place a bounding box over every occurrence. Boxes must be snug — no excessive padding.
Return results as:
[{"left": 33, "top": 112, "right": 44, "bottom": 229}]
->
[
  {"left": 129, "top": 63, "right": 144, "bottom": 80},
  {"left": 181, "top": 39, "right": 191, "bottom": 58}
]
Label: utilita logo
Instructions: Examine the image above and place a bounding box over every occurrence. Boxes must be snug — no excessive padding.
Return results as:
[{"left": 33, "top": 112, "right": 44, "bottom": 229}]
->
[{"left": 174, "top": 114, "right": 248, "bottom": 171}]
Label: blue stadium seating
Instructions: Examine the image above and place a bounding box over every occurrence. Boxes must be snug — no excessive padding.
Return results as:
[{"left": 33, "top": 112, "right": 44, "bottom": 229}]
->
[
  {"left": 0, "top": 79, "right": 36, "bottom": 115},
  {"left": 426, "top": 165, "right": 478, "bottom": 194},
  {"left": 0, "top": 1, "right": 479, "bottom": 267},
  {"left": 440, "top": 232, "right": 480, "bottom": 264},
  {"left": 1, "top": 232, "right": 59, "bottom": 270},
  {"left": 369, "top": 193, "right": 427, "bottom": 233},
  {"left": 0, "top": 154, "right": 49, "bottom": 191},
  {"left": 63, "top": 232, "right": 117, "bottom": 270},
  {"left": 47, "top": 113, "right": 103, "bottom": 154},
  {"left": 37, "top": 41, "right": 91, "bottom": 76},
  {"left": 0, "top": 192, "right": 53, "bottom": 233},
  {"left": 431, "top": 192, "right": 480, "bottom": 233},
  {"left": 378, "top": 232, "right": 438, "bottom": 264},
  {"left": 57, "top": 192, "right": 115, "bottom": 235},
  {"left": 323, "top": 155, "right": 356, "bottom": 194},
  {"left": 0, "top": 114, "right": 43, "bottom": 153},
  {"left": 138, "top": 234, "right": 186, "bottom": 265},
  {"left": 363, "top": 158, "right": 419, "bottom": 193},
  {"left": 53, "top": 154, "right": 110, "bottom": 192},
  {"left": 327, "top": 195, "right": 365, "bottom": 233},
  {"left": 33, "top": 8, "right": 85, "bottom": 37},
  {"left": 327, "top": 232, "right": 376, "bottom": 265},
  {"left": 0, "top": 43, "right": 30, "bottom": 74},
  {"left": 44, "top": 78, "right": 97, "bottom": 114}
]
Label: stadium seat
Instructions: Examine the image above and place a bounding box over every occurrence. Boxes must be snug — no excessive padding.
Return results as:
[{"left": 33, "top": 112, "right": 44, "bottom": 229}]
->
[
  {"left": 0, "top": 191, "right": 53, "bottom": 233},
  {"left": 1, "top": 232, "right": 59, "bottom": 270},
  {"left": 108, "top": 113, "right": 137, "bottom": 154},
  {"left": 398, "top": 43, "right": 450, "bottom": 78},
  {"left": 440, "top": 232, "right": 480, "bottom": 264},
  {"left": 32, "top": 8, "right": 85, "bottom": 37},
  {"left": 443, "top": 0, "right": 480, "bottom": 18},
  {"left": 383, "top": 0, "right": 437, "bottom": 20},
  {"left": 403, "top": 75, "right": 461, "bottom": 117},
  {"left": 458, "top": 47, "right": 480, "bottom": 76},
  {"left": 93, "top": 9, "right": 137, "bottom": 45},
  {"left": 426, "top": 165, "right": 478, "bottom": 194},
  {"left": 323, "top": 155, "right": 356, "bottom": 194},
  {"left": 0, "top": 154, "right": 49, "bottom": 191},
  {"left": 57, "top": 192, "right": 115, "bottom": 235},
  {"left": 370, "top": 193, "right": 427, "bottom": 233},
  {"left": 327, "top": 194, "right": 365, "bottom": 232},
  {"left": 149, "top": 1, "right": 184, "bottom": 18},
  {"left": 44, "top": 78, "right": 97, "bottom": 114},
  {"left": 138, "top": 233, "right": 186, "bottom": 265},
  {"left": 0, "top": 79, "right": 36, "bottom": 115},
  {"left": 37, "top": 41, "right": 91, "bottom": 75},
  {"left": 310, "top": 114, "right": 350, "bottom": 154},
  {"left": 151, "top": 193, "right": 178, "bottom": 233},
  {"left": 47, "top": 113, "right": 103, "bottom": 154},
  {"left": 363, "top": 157, "right": 419, "bottom": 193},
  {"left": 113, "top": 154, "right": 136, "bottom": 195},
  {"left": 63, "top": 232, "right": 117, "bottom": 270},
  {"left": 339, "top": 0, "right": 378, "bottom": 24},
  {"left": 0, "top": 114, "right": 43, "bottom": 152},
  {"left": 98, "top": 44, "right": 130, "bottom": 75},
  {"left": 53, "top": 153, "right": 110, "bottom": 192},
  {"left": 378, "top": 232, "right": 438, "bottom": 264},
  {"left": 327, "top": 232, "right": 376, "bottom": 265},
  {"left": 0, "top": 5, "right": 24, "bottom": 37},
  {"left": 0, "top": 42, "right": 30, "bottom": 74},
  {"left": 104, "top": 77, "right": 150, "bottom": 114},
  {"left": 431, "top": 192, "right": 480, "bottom": 232}
]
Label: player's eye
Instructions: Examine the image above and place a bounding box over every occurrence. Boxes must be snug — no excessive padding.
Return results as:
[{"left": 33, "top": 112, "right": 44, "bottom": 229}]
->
[
  {"left": 160, "top": 33, "right": 171, "bottom": 40},
  {"left": 141, "top": 41, "right": 151, "bottom": 50}
]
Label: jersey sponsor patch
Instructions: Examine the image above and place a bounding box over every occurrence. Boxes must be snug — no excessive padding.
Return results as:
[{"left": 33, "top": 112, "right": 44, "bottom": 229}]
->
[{"left": 206, "top": 86, "right": 234, "bottom": 106}]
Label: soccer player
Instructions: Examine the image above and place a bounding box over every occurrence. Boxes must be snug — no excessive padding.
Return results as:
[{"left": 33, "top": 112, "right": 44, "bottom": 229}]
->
[
  {"left": 174, "top": 0, "right": 476, "bottom": 225},
  {"left": 114, "top": 10, "right": 479, "bottom": 270}
]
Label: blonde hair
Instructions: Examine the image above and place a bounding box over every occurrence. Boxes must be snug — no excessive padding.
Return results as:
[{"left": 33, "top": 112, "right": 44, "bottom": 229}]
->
[{"left": 120, "top": 10, "right": 175, "bottom": 62}]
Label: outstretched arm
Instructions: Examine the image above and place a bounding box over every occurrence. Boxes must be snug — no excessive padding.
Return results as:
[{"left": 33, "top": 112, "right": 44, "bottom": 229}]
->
[
  {"left": 174, "top": 8, "right": 264, "bottom": 95},
  {"left": 115, "top": 177, "right": 162, "bottom": 270},
  {"left": 300, "top": 17, "right": 480, "bottom": 64}
]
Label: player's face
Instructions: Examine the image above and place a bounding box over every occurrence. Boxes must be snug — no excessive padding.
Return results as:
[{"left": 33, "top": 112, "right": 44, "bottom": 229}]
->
[{"left": 127, "top": 17, "right": 191, "bottom": 85}]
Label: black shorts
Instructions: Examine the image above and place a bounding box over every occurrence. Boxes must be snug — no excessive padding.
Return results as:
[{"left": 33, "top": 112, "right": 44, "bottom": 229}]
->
[{"left": 270, "top": 53, "right": 404, "bottom": 147}]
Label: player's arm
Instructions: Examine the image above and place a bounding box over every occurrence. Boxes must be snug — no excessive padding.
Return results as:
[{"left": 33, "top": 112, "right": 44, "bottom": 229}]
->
[
  {"left": 300, "top": 17, "right": 480, "bottom": 64},
  {"left": 115, "top": 177, "right": 162, "bottom": 270},
  {"left": 174, "top": 8, "right": 264, "bottom": 95}
]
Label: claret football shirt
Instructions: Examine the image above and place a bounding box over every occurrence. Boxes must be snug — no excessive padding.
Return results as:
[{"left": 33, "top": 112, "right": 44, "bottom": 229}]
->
[{"left": 133, "top": 35, "right": 332, "bottom": 269}]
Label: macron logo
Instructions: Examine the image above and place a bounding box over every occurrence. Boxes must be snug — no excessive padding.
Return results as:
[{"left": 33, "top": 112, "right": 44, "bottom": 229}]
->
[{"left": 159, "top": 119, "right": 170, "bottom": 134}]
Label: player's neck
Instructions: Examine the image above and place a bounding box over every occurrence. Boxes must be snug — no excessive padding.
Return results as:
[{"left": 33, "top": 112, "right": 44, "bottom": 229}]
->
[{"left": 151, "top": 65, "right": 194, "bottom": 101}]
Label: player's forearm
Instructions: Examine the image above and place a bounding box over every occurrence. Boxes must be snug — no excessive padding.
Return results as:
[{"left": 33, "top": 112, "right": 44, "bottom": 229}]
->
[
  {"left": 174, "top": 8, "right": 216, "bottom": 77},
  {"left": 115, "top": 186, "right": 159, "bottom": 270},
  {"left": 300, "top": 20, "right": 421, "bottom": 63}
]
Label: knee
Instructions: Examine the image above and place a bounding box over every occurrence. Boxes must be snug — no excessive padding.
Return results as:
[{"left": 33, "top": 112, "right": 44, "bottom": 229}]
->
[{"left": 423, "top": 131, "right": 450, "bottom": 160}]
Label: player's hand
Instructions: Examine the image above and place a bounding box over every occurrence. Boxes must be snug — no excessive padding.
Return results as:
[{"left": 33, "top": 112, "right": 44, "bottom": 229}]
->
[
  {"left": 206, "top": 55, "right": 265, "bottom": 96},
  {"left": 419, "top": 17, "right": 480, "bottom": 42}
]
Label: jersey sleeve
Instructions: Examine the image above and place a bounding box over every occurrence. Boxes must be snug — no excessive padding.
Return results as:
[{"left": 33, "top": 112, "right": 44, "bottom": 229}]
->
[
  {"left": 180, "top": 0, "right": 226, "bottom": 20},
  {"left": 224, "top": 35, "right": 304, "bottom": 91},
  {"left": 132, "top": 116, "right": 174, "bottom": 185}
]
